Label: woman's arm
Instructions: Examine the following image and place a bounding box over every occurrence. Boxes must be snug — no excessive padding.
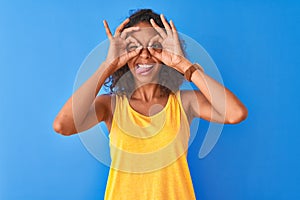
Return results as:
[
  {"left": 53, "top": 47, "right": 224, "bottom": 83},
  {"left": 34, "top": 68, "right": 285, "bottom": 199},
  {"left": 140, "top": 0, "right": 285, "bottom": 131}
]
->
[
  {"left": 53, "top": 18, "right": 142, "bottom": 135},
  {"left": 180, "top": 62, "right": 248, "bottom": 124},
  {"left": 148, "top": 14, "right": 248, "bottom": 124},
  {"left": 52, "top": 61, "right": 113, "bottom": 135}
]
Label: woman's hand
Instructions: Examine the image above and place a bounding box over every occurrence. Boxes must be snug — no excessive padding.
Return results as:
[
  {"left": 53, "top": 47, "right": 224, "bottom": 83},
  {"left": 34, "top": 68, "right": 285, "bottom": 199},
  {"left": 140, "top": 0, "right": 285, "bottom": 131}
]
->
[
  {"left": 103, "top": 18, "right": 142, "bottom": 71},
  {"left": 147, "top": 14, "right": 191, "bottom": 73}
]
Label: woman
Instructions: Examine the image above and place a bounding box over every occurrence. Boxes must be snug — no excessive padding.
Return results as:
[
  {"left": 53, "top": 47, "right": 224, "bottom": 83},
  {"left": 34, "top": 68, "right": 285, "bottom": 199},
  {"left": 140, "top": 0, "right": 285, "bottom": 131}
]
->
[{"left": 53, "top": 9, "right": 247, "bottom": 200}]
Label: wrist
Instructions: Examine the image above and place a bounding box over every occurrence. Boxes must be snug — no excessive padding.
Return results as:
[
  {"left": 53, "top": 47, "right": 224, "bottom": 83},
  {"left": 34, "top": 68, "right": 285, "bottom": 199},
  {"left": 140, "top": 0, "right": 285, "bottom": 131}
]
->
[
  {"left": 183, "top": 63, "right": 205, "bottom": 82},
  {"left": 103, "top": 60, "right": 118, "bottom": 71},
  {"left": 176, "top": 58, "right": 193, "bottom": 74}
]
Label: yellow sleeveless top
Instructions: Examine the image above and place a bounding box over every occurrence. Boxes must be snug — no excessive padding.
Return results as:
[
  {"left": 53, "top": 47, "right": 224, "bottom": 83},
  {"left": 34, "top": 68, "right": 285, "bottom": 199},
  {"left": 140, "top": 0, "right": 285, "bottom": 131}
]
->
[{"left": 104, "top": 91, "right": 196, "bottom": 200}]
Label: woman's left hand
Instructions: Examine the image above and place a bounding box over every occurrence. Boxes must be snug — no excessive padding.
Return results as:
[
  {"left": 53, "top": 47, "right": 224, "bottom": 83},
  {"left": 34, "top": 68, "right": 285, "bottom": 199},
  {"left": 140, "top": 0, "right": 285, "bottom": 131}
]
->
[{"left": 147, "top": 14, "right": 191, "bottom": 73}]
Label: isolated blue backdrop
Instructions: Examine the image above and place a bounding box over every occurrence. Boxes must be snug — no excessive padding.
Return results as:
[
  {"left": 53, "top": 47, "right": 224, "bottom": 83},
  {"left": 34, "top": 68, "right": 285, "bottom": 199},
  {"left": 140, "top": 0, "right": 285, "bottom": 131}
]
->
[{"left": 1, "top": 0, "right": 299, "bottom": 199}]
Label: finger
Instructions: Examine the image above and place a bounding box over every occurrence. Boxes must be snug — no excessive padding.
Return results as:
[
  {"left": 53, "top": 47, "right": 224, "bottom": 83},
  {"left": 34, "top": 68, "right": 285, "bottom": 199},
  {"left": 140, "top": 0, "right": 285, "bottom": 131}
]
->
[
  {"left": 125, "top": 36, "right": 142, "bottom": 52},
  {"left": 120, "top": 26, "right": 140, "bottom": 39},
  {"left": 148, "top": 35, "right": 163, "bottom": 53},
  {"left": 170, "top": 20, "right": 183, "bottom": 55},
  {"left": 126, "top": 36, "right": 140, "bottom": 45},
  {"left": 147, "top": 46, "right": 162, "bottom": 61},
  {"left": 169, "top": 20, "right": 177, "bottom": 32},
  {"left": 127, "top": 46, "right": 142, "bottom": 59},
  {"left": 160, "top": 14, "right": 172, "bottom": 36},
  {"left": 170, "top": 20, "right": 179, "bottom": 41},
  {"left": 103, "top": 20, "right": 113, "bottom": 40},
  {"left": 114, "top": 18, "right": 130, "bottom": 37},
  {"left": 150, "top": 18, "right": 167, "bottom": 38},
  {"left": 148, "top": 35, "right": 162, "bottom": 46}
]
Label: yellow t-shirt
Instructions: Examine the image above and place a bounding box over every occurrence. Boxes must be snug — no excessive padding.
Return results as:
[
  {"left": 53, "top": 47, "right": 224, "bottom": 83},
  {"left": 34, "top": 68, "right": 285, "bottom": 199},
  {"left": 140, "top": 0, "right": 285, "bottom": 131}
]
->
[{"left": 104, "top": 91, "right": 196, "bottom": 200}]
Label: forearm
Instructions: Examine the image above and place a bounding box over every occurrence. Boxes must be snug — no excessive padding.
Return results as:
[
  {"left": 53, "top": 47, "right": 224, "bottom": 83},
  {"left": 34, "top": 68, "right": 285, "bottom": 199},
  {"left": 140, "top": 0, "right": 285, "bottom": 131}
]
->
[{"left": 53, "top": 61, "right": 113, "bottom": 133}]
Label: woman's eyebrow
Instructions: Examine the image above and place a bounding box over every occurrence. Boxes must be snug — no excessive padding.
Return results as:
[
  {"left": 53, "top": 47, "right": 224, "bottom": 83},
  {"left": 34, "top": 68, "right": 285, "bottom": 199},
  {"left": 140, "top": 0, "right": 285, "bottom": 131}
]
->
[{"left": 128, "top": 35, "right": 159, "bottom": 47}]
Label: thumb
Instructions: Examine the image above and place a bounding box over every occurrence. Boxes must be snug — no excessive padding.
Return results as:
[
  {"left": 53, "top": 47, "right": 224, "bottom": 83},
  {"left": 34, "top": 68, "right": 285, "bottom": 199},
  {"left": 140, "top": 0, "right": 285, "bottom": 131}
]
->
[
  {"left": 127, "top": 46, "right": 142, "bottom": 60},
  {"left": 147, "top": 47, "right": 162, "bottom": 61}
]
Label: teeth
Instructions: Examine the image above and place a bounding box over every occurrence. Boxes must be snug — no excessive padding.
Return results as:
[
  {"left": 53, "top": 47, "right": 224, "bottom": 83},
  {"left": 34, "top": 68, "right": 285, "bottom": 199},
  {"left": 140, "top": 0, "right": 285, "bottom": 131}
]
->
[{"left": 138, "top": 64, "right": 153, "bottom": 68}]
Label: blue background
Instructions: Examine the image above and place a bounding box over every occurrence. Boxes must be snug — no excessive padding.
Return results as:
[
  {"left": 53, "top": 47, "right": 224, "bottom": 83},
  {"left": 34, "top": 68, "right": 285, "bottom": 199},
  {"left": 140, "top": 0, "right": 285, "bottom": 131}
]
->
[{"left": 1, "top": 0, "right": 299, "bottom": 199}]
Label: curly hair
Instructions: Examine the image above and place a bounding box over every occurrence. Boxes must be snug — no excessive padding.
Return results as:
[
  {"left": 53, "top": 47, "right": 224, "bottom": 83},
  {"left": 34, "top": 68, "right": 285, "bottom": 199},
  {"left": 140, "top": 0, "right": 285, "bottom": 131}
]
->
[{"left": 104, "top": 9, "right": 185, "bottom": 97}]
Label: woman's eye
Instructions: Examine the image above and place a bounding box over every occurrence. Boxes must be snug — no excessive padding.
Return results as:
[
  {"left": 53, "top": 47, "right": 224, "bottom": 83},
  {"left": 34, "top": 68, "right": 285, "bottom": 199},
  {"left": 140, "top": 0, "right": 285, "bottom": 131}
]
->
[
  {"left": 126, "top": 45, "right": 138, "bottom": 51},
  {"left": 149, "top": 42, "right": 162, "bottom": 52},
  {"left": 150, "top": 42, "right": 162, "bottom": 49}
]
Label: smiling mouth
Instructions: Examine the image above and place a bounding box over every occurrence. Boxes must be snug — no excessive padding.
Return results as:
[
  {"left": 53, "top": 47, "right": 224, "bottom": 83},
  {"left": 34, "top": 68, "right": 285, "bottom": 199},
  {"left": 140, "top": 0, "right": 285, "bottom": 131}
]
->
[{"left": 135, "top": 64, "right": 155, "bottom": 75}]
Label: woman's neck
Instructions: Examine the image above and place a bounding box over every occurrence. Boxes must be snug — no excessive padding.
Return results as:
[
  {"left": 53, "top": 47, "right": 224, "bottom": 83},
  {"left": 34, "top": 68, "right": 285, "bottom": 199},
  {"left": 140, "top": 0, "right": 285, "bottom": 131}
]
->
[{"left": 130, "top": 83, "right": 163, "bottom": 102}]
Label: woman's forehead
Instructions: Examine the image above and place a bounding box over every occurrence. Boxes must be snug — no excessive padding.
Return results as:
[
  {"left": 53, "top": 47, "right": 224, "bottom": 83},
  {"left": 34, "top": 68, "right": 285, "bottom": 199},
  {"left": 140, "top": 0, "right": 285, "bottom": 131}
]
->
[{"left": 128, "top": 23, "right": 160, "bottom": 43}]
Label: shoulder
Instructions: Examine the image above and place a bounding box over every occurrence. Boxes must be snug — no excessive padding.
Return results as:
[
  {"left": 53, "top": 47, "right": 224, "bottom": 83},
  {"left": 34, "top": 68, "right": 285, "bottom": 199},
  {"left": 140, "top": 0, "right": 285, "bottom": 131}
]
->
[
  {"left": 179, "top": 90, "right": 206, "bottom": 120},
  {"left": 93, "top": 94, "right": 116, "bottom": 132},
  {"left": 95, "top": 93, "right": 113, "bottom": 104},
  {"left": 94, "top": 93, "right": 116, "bottom": 116},
  {"left": 179, "top": 90, "right": 202, "bottom": 105},
  {"left": 177, "top": 90, "right": 193, "bottom": 122},
  {"left": 180, "top": 90, "right": 205, "bottom": 101}
]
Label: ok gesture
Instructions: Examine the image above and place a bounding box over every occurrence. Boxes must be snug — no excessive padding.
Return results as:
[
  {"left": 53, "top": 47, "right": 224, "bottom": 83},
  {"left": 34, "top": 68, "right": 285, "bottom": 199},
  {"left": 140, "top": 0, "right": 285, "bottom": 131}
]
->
[
  {"left": 103, "top": 18, "right": 142, "bottom": 71},
  {"left": 147, "top": 14, "right": 187, "bottom": 73}
]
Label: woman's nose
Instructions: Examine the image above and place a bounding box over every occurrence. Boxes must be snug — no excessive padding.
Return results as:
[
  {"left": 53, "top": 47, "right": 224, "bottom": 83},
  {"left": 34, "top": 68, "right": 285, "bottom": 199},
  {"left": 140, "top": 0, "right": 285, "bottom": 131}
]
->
[{"left": 139, "top": 47, "right": 151, "bottom": 58}]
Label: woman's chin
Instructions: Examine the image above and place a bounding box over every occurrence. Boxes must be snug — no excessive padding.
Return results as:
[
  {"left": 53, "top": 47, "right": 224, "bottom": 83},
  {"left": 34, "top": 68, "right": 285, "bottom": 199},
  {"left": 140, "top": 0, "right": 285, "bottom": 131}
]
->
[
  {"left": 135, "top": 76, "right": 158, "bottom": 85},
  {"left": 133, "top": 73, "right": 160, "bottom": 85}
]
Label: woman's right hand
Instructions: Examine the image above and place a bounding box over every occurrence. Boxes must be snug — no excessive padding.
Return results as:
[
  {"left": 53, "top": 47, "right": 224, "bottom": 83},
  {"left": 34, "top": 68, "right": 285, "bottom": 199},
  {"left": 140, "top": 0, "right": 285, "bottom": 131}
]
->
[{"left": 103, "top": 18, "right": 142, "bottom": 71}]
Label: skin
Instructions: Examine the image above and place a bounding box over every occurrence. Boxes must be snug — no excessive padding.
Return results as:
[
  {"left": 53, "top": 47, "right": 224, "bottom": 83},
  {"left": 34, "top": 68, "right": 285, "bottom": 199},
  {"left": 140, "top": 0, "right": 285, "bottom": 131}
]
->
[
  {"left": 126, "top": 23, "right": 163, "bottom": 86},
  {"left": 53, "top": 14, "right": 248, "bottom": 135}
]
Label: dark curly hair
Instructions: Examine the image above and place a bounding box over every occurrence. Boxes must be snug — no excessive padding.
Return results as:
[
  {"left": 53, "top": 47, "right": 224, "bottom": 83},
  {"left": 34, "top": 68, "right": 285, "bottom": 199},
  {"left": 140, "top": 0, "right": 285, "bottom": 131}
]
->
[{"left": 104, "top": 9, "right": 185, "bottom": 97}]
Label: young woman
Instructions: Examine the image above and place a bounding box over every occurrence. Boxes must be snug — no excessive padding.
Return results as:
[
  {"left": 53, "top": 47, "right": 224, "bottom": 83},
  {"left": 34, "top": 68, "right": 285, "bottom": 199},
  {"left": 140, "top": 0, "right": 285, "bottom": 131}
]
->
[{"left": 53, "top": 9, "right": 247, "bottom": 200}]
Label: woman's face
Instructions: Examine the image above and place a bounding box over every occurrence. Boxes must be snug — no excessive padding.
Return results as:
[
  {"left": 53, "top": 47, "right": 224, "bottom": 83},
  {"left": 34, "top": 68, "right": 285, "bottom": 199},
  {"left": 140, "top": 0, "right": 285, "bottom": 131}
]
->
[{"left": 126, "top": 22, "right": 162, "bottom": 85}]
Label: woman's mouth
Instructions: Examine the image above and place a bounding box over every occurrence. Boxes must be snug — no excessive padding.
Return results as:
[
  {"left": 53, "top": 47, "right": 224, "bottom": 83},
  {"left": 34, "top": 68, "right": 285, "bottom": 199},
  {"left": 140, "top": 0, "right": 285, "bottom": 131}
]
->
[{"left": 135, "top": 64, "right": 154, "bottom": 75}]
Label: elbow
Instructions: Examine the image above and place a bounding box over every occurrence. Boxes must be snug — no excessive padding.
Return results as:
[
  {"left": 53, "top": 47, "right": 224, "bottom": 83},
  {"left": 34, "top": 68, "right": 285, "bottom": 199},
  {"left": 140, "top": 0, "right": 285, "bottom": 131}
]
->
[
  {"left": 226, "top": 106, "right": 248, "bottom": 124},
  {"left": 52, "top": 118, "right": 77, "bottom": 136}
]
